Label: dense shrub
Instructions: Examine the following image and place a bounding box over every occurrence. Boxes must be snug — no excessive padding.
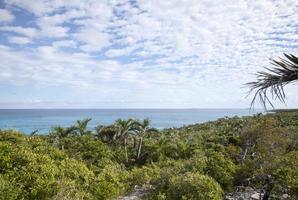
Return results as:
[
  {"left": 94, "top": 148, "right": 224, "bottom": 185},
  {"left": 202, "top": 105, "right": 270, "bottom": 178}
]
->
[
  {"left": 62, "top": 135, "right": 113, "bottom": 171},
  {"left": 0, "top": 133, "right": 124, "bottom": 200},
  {"left": 90, "top": 164, "right": 126, "bottom": 199},
  {"left": 126, "top": 164, "right": 161, "bottom": 189},
  {"left": 153, "top": 172, "right": 223, "bottom": 200},
  {"left": 273, "top": 151, "right": 298, "bottom": 197},
  {"left": 205, "top": 151, "right": 237, "bottom": 191}
]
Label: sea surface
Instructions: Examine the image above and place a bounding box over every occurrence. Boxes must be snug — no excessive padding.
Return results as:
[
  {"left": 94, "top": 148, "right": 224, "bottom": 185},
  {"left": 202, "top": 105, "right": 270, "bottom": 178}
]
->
[{"left": 0, "top": 109, "right": 260, "bottom": 134}]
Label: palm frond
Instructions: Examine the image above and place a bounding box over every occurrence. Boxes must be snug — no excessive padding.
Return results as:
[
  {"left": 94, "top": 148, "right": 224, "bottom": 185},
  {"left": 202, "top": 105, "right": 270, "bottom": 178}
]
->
[
  {"left": 30, "top": 129, "right": 39, "bottom": 136},
  {"left": 247, "top": 53, "right": 298, "bottom": 110}
]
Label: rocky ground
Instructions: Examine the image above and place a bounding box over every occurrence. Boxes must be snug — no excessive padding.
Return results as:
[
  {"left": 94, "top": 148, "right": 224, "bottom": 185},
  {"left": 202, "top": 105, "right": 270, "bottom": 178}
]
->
[
  {"left": 225, "top": 187, "right": 263, "bottom": 200},
  {"left": 115, "top": 186, "right": 149, "bottom": 200},
  {"left": 225, "top": 187, "right": 290, "bottom": 200},
  {"left": 116, "top": 186, "right": 291, "bottom": 200}
]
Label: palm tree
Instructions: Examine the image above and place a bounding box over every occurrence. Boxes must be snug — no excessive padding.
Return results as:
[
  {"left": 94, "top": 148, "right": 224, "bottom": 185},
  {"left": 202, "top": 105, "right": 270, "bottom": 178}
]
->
[
  {"left": 50, "top": 126, "right": 77, "bottom": 150},
  {"left": 114, "top": 118, "right": 136, "bottom": 163},
  {"left": 95, "top": 124, "right": 118, "bottom": 143},
  {"left": 247, "top": 53, "right": 298, "bottom": 109},
  {"left": 75, "top": 118, "right": 92, "bottom": 136},
  {"left": 134, "top": 119, "right": 156, "bottom": 161}
]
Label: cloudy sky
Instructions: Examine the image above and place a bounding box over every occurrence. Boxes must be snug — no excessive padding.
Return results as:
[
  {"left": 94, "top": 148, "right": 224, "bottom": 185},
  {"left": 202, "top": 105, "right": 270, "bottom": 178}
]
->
[{"left": 0, "top": 0, "right": 297, "bottom": 108}]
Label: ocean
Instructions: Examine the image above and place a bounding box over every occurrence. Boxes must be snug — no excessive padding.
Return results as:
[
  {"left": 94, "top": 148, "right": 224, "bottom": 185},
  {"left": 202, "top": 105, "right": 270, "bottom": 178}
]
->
[{"left": 0, "top": 109, "right": 259, "bottom": 134}]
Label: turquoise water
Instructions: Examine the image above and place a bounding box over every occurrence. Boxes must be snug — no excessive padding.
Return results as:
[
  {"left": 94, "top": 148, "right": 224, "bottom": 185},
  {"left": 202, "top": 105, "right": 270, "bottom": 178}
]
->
[{"left": 0, "top": 109, "right": 259, "bottom": 134}]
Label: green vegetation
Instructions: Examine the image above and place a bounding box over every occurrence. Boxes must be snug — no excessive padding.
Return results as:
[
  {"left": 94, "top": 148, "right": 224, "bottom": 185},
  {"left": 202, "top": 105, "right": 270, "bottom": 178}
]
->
[
  {"left": 0, "top": 112, "right": 298, "bottom": 199},
  {"left": 247, "top": 53, "right": 298, "bottom": 109}
]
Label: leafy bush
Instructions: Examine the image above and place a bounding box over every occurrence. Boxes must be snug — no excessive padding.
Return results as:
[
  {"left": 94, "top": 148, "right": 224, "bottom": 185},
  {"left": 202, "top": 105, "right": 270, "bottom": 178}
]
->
[
  {"left": 62, "top": 135, "right": 113, "bottom": 171},
  {"left": 273, "top": 151, "right": 298, "bottom": 197},
  {"left": 91, "top": 164, "right": 126, "bottom": 199},
  {"left": 126, "top": 164, "right": 161, "bottom": 189},
  {"left": 205, "top": 151, "right": 237, "bottom": 191},
  {"left": 153, "top": 172, "right": 223, "bottom": 200},
  {"left": 0, "top": 132, "right": 124, "bottom": 200}
]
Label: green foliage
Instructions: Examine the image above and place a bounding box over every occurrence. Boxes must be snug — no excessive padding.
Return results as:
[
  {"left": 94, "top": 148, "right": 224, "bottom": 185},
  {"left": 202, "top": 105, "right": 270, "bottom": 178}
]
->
[
  {"left": 63, "top": 134, "right": 113, "bottom": 171},
  {"left": 0, "top": 131, "right": 124, "bottom": 200},
  {"left": 0, "top": 112, "right": 297, "bottom": 200},
  {"left": 75, "top": 118, "right": 92, "bottom": 136},
  {"left": 0, "top": 174, "right": 22, "bottom": 200},
  {"left": 273, "top": 151, "right": 298, "bottom": 197},
  {"left": 166, "top": 172, "right": 224, "bottom": 200},
  {"left": 205, "top": 151, "right": 237, "bottom": 191},
  {"left": 90, "top": 164, "right": 126, "bottom": 199},
  {"left": 126, "top": 164, "right": 161, "bottom": 189}
]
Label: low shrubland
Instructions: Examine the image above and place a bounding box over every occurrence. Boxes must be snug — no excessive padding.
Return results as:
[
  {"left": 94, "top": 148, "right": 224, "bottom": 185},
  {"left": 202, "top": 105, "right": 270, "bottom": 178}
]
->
[{"left": 0, "top": 112, "right": 297, "bottom": 199}]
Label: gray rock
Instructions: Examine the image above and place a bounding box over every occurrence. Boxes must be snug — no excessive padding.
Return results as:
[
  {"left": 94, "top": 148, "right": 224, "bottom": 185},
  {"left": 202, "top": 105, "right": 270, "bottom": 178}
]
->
[
  {"left": 115, "top": 185, "right": 149, "bottom": 200},
  {"left": 251, "top": 193, "right": 260, "bottom": 200}
]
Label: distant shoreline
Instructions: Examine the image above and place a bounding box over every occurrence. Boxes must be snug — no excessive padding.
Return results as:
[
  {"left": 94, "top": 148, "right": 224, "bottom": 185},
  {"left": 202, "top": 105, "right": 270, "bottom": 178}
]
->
[{"left": 269, "top": 109, "right": 298, "bottom": 113}]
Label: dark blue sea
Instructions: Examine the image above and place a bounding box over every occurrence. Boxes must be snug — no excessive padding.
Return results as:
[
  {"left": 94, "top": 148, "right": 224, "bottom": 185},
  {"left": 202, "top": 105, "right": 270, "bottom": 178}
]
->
[{"left": 0, "top": 109, "right": 259, "bottom": 134}]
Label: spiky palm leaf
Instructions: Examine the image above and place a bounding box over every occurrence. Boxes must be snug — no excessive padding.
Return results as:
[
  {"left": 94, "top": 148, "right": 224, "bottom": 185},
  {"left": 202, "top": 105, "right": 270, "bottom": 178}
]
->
[
  {"left": 247, "top": 53, "right": 298, "bottom": 109},
  {"left": 51, "top": 126, "right": 77, "bottom": 138},
  {"left": 76, "top": 118, "right": 92, "bottom": 136},
  {"left": 30, "top": 129, "right": 39, "bottom": 136},
  {"left": 114, "top": 118, "right": 136, "bottom": 139},
  {"left": 95, "top": 125, "right": 117, "bottom": 142}
]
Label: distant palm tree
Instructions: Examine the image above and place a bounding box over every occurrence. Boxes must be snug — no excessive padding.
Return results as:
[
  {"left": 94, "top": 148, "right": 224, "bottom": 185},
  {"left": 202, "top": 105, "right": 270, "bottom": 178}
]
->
[
  {"left": 95, "top": 124, "right": 118, "bottom": 143},
  {"left": 75, "top": 118, "right": 92, "bottom": 136},
  {"left": 247, "top": 54, "right": 298, "bottom": 109},
  {"left": 114, "top": 118, "right": 136, "bottom": 163},
  {"left": 50, "top": 126, "right": 77, "bottom": 150},
  {"left": 134, "top": 119, "right": 156, "bottom": 161}
]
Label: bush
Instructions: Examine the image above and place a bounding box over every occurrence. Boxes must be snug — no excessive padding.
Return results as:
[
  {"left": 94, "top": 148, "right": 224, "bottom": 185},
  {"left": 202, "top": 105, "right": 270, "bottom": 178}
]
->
[
  {"left": 126, "top": 164, "right": 161, "bottom": 189},
  {"left": 165, "top": 172, "right": 223, "bottom": 200},
  {"left": 0, "top": 174, "right": 22, "bottom": 200},
  {"left": 91, "top": 164, "right": 126, "bottom": 199},
  {"left": 0, "top": 133, "right": 117, "bottom": 200},
  {"left": 273, "top": 151, "right": 298, "bottom": 197},
  {"left": 205, "top": 151, "right": 237, "bottom": 191},
  {"left": 0, "top": 141, "right": 61, "bottom": 199}
]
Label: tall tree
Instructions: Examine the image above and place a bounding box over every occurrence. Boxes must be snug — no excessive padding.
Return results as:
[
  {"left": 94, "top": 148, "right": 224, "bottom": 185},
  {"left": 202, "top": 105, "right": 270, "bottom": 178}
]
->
[
  {"left": 247, "top": 54, "right": 298, "bottom": 109},
  {"left": 114, "top": 118, "right": 136, "bottom": 163},
  {"left": 134, "top": 119, "right": 156, "bottom": 161}
]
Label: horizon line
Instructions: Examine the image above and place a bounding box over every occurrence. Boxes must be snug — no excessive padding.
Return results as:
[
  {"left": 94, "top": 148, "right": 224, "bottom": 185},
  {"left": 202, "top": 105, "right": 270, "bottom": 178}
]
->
[{"left": 0, "top": 107, "right": 260, "bottom": 110}]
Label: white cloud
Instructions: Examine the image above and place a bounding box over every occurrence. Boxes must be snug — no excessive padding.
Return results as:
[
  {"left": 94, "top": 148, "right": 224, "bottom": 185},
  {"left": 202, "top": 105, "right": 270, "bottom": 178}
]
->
[
  {"left": 0, "top": 26, "right": 38, "bottom": 38},
  {"left": 75, "top": 29, "right": 110, "bottom": 52},
  {"left": 40, "top": 25, "right": 69, "bottom": 38},
  {"left": 5, "top": 0, "right": 56, "bottom": 16},
  {"left": 0, "top": 0, "right": 297, "bottom": 108},
  {"left": 105, "top": 47, "right": 134, "bottom": 58},
  {"left": 52, "top": 40, "right": 77, "bottom": 48},
  {"left": 8, "top": 36, "right": 30, "bottom": 45},
  {"left": 0, "top": 9, "right": 14, "bottom": 23}
]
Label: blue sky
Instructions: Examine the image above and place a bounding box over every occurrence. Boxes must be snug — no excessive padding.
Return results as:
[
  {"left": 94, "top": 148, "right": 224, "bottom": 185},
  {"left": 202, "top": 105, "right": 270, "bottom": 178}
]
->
[{"left": 0, "top": 0, "right": 297, "bottom": 108}]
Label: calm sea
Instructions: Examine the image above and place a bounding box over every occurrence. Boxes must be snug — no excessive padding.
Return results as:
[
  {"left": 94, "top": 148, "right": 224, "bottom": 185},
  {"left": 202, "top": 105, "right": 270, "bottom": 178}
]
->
[{"left": 0, "top": 109, "right": 259, "bottom": 134}]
